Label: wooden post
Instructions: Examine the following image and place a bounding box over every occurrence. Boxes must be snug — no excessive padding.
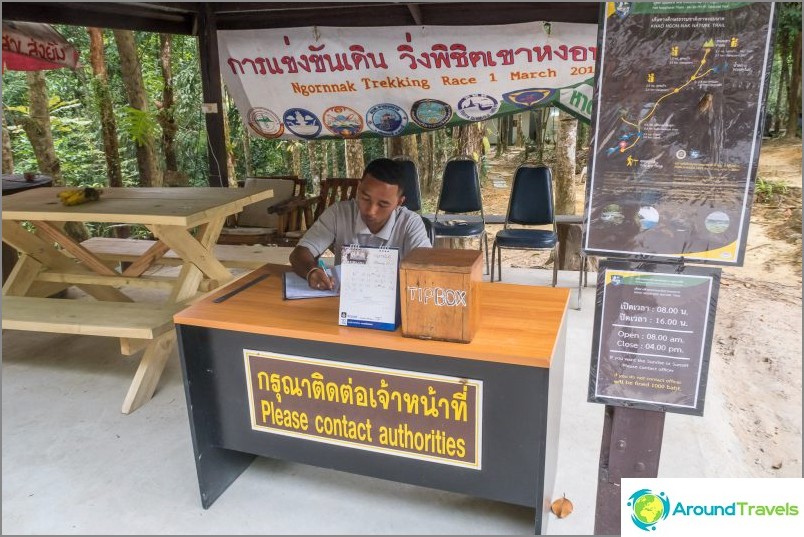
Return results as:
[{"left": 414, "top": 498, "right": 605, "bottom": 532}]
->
[
  {"left": 595, "top": 405, "right": 665, "bottom": 535},
  {"left": 198, "top": 4, "right": 227, "bottom": 188}
]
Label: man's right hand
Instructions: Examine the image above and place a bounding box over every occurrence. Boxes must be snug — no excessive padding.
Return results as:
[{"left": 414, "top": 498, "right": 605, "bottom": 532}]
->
[
  {"left": 290, "top": 246, "right": 334, "bottom": 290},
  {"left": 308, "top": 267, "right": 334, "bottom": 290}
]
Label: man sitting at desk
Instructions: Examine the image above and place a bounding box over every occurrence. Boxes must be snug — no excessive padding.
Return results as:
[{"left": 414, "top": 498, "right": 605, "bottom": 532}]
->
[{"left": 290, "top": 158, "right": 432, "bottom": 290}]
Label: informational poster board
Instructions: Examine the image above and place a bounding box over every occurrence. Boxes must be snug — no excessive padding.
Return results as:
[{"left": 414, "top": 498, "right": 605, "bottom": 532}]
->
[
  {"left": 588, "top": 260, "right": 721, "bottom": 415},
  {"left": 584, "top": 2, "right": 776, "bottom": 265},
  {"left": 338, "top": 245, "right": 399, "bottom": 330}
]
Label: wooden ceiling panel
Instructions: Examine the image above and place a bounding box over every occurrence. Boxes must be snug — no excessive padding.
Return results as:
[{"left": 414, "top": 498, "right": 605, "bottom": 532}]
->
[{"left": 1, "top": 2, "right": 600, "bottom": 33}]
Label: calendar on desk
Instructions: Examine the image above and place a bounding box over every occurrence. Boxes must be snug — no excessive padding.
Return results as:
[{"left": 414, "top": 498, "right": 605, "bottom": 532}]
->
[{"left": 338, "top": 245, "right": 399, "bottom": 331}]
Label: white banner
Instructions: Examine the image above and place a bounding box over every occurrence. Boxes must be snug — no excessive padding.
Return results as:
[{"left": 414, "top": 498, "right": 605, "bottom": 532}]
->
[{"left": 218, "top": 21, "right": 597, "bottom": 140}]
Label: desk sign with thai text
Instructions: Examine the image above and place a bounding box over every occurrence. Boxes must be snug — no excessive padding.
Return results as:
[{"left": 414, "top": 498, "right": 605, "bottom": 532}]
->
[
  {"left": 588, "top": 260, "right": 721, "bottom": 416},
  {"left": 244, "top": 350, "right": 482, "bottom": 468}
]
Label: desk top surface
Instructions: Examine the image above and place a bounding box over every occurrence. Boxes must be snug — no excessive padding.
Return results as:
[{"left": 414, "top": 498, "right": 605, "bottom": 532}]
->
[
  {"left": 174, "top": 264, "right": 570, "bottom": 368},
  {"left": 1, "top": 186, "right": 274, "bottom": 226}
]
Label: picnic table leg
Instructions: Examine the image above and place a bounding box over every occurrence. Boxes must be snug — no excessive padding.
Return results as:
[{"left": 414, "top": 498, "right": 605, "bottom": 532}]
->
[
  {"left": 2, "top": 220, "right": 133, "bottom": 302},
  {"left": 2, "top": 253, "right": 42, "bottom": 296},
  {"left": 121, "top": 330, "right": 176, "bottom": 414},
  {"left": 150, "top": 218, "right": 231, "bottom": 304}
]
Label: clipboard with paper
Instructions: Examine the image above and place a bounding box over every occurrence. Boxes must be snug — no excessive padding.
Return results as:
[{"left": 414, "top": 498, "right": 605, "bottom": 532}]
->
[{"left": 338, "top": 244, "right": 399, "bottom": 331}]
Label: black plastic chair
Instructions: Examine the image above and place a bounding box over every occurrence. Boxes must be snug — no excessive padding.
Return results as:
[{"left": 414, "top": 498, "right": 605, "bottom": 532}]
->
[
  {"left": 491, "top": 164, "right": 558, "bottom": 285},
  {"left": 432, "top": 156, "right": 489, "bottom": 274},
  {"left": 393, "top": 156, "right": 434, "bottom": 244}
]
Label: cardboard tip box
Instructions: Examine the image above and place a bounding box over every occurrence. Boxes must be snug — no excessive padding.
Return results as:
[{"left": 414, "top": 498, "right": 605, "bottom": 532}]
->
[{"left": 399, "top": 248, "right": 482, "bottom": 343}]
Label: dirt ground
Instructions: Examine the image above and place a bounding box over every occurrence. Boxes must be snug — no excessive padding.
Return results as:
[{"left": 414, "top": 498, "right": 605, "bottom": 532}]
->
[{"left": 480, "top": 138, "right": 802, "bottom": 478}]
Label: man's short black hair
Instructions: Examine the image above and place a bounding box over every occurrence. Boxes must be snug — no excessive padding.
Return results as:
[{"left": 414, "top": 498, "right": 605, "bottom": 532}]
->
[{"left": 363, "top": 158, "right": 405, "bottom": 196}]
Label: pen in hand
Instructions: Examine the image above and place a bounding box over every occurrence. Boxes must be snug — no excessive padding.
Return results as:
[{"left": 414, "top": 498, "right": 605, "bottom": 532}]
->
[{"left": 314, "top": 258, "right": 334, "bottom": 290}]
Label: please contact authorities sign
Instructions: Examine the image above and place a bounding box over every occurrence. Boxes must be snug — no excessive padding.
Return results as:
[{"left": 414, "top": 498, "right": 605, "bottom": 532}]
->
[{"left": 244, "top": 350, "right": 483, "bottom": 468}]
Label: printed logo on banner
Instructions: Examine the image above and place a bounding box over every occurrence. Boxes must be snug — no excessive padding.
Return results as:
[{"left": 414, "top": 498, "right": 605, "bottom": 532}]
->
[
  {"left": 410, "top": 99, "right": 452, "bottom": 129},
  {"left": 627, "top": 489, "right": 671, "bottom": 531},
  {"left": 456, "top": 93, "right": 501, "bottom": 121},
  {"left": 247, "top": 107, "right": 284, "bottom": 138},
  {"left": 502, "top": 88, "right": 556, "bottom": 109},
  {"left": 366, "top": 103, "right": 408, "bottom": 136},
  {"left": 322, "top": 106, "right": 363, "bottom": 138},
  {"left": 283, "top": 108, "right": 322, "bottom": 139}
]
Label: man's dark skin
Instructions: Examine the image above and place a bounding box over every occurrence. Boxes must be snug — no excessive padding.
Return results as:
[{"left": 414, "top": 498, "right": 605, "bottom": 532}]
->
[{"left": 289, "top": 172, "right": 406, "bottom": 290}]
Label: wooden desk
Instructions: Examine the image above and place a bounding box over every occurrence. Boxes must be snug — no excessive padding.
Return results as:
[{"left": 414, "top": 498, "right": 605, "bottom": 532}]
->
[
  {"left": 1, "top": 186, "right": 274, "bottom": 413},
  {"left": 174, "top": 264, "right": 569, "bottom": 533}
]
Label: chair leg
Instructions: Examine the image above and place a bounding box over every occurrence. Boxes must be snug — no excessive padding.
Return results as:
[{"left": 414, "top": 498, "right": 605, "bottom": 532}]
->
[
  {"left": 490, "top": 241, "right": 496, "bottom": 282},
  {"left": 551, "top": 245, "right": 558, "bottom": 287},
  {"left": 583, "top": 254, "right": 589, "bottom": 287},
  {"left": 577, "top": 256, "right": 583, "bottom": 310},
  {"left": 497, "top": 244, "right": 502, "bottom": 282},
  {"left": 482, "top": 233, "right": 490, "bottom": 276}
]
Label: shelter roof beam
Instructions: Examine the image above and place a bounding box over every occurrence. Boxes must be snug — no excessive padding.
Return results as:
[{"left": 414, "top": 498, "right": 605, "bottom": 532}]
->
[
  {"left": 406, "top": 3, "right": 423, "bottom": 25},
  {"left": 1, "top": 2, "right": 195, "bottom": 34}
]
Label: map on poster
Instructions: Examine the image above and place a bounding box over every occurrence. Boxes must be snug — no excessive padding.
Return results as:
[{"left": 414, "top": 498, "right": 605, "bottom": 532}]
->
[{"left": 584, "top": 2, "right": 776, "bottom": 265}]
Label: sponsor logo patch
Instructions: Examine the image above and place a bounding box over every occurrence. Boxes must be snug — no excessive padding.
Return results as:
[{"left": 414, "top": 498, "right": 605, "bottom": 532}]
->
[
  {"left": 456, "top": 94, "right": 500, "bottom": 121},
  {"left": 410, "top": 99, "right": 452, "bottom": 129},
  {"left": 248, "top": 107, "right": 284, "bottom": 138},
  {"left": 502, "top": 88, "right": 556, "bottom": 108},
  {"left": 322, "top": 106, "right": 363, "bottom": 138},
  {"left": 366, "top": 103, "right": 408, "bottom": 136},
  {"left": 283, "top": 108, "right": 322, "bottom": 139}
]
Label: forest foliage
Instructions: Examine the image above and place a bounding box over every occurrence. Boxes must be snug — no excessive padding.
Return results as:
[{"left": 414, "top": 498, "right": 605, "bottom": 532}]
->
[{"left": 2, "top": 3, "right": 801, "bottom": 194}]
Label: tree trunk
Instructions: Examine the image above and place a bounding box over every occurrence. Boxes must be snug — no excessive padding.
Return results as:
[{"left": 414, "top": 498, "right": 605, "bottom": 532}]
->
[
  {"left": 387, "top": 136, "right": 404, "bottom": 157},
  {"left": 433, "top": 128, "right": 450, "bottom": 188},
  {"left": 2, "top": 114, "right": 13, "bottom": 174},
  {"left": 113, "top": 29, "right": 162, "bottom": 187},
  {"left": 290, "top": 142, "right": 302, "bottom": 177},
  {"left": 495, "top": 118, "right": 503, "bottom": 157},
  {"left": 20, "top": 71, "right": 62, "bottom": 183},
  {"left": 329, "top": 140, "right": 340, "bottom": 176},
  {"left": 243, "top": 133, "right": 252, "bottom": 176},
  {"left": 344, "top": 139, "right": 365, "bottom": 178},
  {"left": 21, "top": 71, "right": 87, "bottom": 242},
  {"left": 221, "top": 95, "right": 237, "bottom": 186},
  {"left": 784, "top": 31, "right": 802, "bottom": 139},
  {"left": 158, "top": 34, "right": 178, "bottom": 172},
  {"left": 88, "top": 27, "right": 123, "bottom": 188},
  {"left": 773, "top": 30, "right": 789, "bottom": 135},
  {"left": 419, "top": 132, "right": 435, "bottom": 196},
  {"left": 554, "top": 110, "right": 580, "bottom": 271},
  {"left": 554, "top": 111, "right": 577, "bottom": 215},
  {"left": 457, "top": 122, "right": 483, "bottom": 160},
  {"left": 402, "top": 134, "right": 418, "bottom": 162},
  {"left": 307, "top": 140, "right": 327, "bottom": 191},
  {"left": 515, "top": 114, "right": 525, "bottom": 147}
]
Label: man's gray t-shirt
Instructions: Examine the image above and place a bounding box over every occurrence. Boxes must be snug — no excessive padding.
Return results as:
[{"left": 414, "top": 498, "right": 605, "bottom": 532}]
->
[{"left": 298, "top": 199, "right": 431, "bottom": 264}]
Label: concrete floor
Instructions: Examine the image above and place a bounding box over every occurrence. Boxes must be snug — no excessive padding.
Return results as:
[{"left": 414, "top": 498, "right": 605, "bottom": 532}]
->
[{"left": 1, "top": 267, "right": 752, "bottom": 534}]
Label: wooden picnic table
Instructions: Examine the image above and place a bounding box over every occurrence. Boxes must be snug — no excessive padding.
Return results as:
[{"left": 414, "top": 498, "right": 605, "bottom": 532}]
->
[
  {"left": 2, "top": 174, "right": 55, "bottom": 284},
  {"left": 1, "top": 185, "right": 274, "bottom": 414}
]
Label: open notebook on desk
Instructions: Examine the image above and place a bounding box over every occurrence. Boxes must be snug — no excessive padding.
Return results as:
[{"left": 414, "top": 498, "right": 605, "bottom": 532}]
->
[{"left": 283, "top": 265, "right": 341, "bottom": 300}]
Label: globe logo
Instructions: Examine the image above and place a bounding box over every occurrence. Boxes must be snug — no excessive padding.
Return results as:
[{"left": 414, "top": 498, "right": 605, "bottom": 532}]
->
[{"left": 627, "top": 489, "right": 670, "bottom": 531}]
